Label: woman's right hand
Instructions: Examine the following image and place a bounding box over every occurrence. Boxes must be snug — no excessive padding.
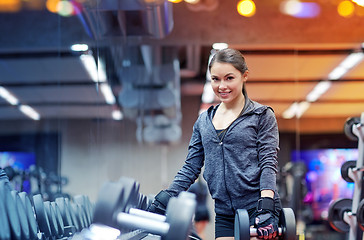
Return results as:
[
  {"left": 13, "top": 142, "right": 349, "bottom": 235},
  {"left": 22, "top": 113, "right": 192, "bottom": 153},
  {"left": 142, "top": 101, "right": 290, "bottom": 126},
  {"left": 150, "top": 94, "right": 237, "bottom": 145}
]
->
[{"left": 147, "top": 190, "right": 172, "bottom": 215}]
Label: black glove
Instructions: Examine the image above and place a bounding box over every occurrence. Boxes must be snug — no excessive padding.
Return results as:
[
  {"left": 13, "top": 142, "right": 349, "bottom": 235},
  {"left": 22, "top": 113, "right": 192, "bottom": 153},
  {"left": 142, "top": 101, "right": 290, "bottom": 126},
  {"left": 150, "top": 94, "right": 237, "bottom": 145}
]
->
[
  {"left": 147, "top": 190, "right": 172, "bottom": 215},
  {"left": 255, "top": 197, "right": 279, "bottom": 240}
]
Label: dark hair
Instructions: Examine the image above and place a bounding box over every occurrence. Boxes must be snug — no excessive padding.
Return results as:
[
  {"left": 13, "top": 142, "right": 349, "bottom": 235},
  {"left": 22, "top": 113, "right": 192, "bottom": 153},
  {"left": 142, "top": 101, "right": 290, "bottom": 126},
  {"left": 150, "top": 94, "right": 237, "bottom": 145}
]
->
[
  {"left": 208, "top": 48, "right": 248, "bottom": 75},
  {"left": 208, "top": 48, "right": 249, "bottom": 95}
]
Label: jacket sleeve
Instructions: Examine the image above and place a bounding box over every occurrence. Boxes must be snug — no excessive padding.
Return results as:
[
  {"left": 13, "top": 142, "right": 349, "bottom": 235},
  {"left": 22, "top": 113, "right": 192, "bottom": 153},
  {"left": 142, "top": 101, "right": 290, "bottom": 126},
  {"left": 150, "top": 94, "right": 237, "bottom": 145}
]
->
[
  {"left": 166, "top": 116, "right": 205, "bottom": 196},
  {"left": 257, "top": 107, "right": 279, "bottom": 192}
]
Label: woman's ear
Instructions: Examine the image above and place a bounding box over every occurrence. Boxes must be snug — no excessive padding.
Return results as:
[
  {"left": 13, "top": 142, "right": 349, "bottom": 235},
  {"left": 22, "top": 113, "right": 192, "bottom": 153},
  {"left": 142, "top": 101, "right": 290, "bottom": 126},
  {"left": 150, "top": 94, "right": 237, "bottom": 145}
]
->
[{"left": 243, "top": 70, "right": 249, "bottom": 80}]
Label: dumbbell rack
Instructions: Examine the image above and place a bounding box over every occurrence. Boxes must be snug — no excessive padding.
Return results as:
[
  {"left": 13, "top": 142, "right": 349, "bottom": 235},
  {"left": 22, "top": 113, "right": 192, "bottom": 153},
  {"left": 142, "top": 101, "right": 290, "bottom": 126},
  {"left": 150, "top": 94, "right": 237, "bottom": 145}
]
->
[
  {"left": 333, "top": 112, "right": 364, "bottom": 240},
  {"left": 347, "top": 112, "right": 364, "bottom": 240},
  {"left": 0, "top": 170, "right": 94, "bottom": 240}
]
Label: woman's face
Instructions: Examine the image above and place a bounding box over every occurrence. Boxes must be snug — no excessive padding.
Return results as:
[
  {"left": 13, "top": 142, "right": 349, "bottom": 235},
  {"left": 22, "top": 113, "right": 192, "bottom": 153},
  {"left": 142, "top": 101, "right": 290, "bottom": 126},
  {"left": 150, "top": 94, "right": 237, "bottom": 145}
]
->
[{"left": 210, "top": 62, "right": 247, "bottom": 104}]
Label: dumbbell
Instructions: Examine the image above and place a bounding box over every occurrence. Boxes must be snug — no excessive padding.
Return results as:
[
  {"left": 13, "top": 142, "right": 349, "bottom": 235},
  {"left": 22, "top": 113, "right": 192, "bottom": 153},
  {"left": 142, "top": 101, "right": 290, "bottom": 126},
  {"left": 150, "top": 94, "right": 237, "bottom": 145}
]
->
[
  {"left": 55, "top": 197, "right": 77, "bottom": 237},
  {"left": 73, "top": 195, "right": 93, "bottom": 227},
  {"left": 11, "top": 190, "right": 31, "bottom": 240},
  {"left": 330, "top": 198, "right": 364, "bottom": 233},
  {"left": 33, "top": 194, "right": 55, "bottom": 239},
  {"left": 92, "top": 177, "right": 196, "bottom": 240},
  {"left": 344, "top": 117, "right": 361, "bottom": 141},
  {"left": 235, "top": 208, "right": 296, "bottom": 240},
  {"left": 341, "top": 160, "right": 358, "bottom": 183},
  {"left": 0, "top": 182, "right": 38, "bottom": 240},
  {"left": 19, "top": 192, "right": 39, "bottom": 240},
  {"left": 0, "top": 181, "right": 13, "bottom": 240},
  {"left": 328, "top": 198, "right": 352, "bottom": 233},
  {"left": 356, "top": 199, "right": 364, "bottom": 231}
]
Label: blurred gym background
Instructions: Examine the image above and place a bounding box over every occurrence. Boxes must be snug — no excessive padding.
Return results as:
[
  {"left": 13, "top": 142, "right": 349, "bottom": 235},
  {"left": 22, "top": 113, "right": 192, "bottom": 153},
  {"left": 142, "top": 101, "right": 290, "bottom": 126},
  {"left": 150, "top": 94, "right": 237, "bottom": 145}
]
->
[{"left": 0, "top": 0, "right": 364, "bottom": 239}]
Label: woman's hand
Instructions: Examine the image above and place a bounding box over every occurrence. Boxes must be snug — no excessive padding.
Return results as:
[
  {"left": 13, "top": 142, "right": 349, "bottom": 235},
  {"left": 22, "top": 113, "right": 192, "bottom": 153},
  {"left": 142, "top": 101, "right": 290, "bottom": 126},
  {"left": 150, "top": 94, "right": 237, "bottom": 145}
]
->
[
  {"left": 254, "top": 196, "right": 279, "bottom": 239},
  {"left": 255, "top": 210, "right": 279, "bottom": 239}
]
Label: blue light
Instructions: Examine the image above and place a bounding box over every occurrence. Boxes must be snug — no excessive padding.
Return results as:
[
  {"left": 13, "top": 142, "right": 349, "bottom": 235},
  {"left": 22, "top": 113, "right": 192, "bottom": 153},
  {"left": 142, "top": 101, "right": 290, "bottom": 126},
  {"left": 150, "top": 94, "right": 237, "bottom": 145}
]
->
[{"left": 294, "top": 2, "right": 320, "bottom": 18}]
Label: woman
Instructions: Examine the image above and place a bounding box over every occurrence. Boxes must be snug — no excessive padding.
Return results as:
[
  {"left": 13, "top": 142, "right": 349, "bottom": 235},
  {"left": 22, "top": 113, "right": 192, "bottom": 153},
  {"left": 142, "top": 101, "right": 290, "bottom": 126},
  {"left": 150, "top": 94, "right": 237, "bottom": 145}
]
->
[{"left": 149, "top": 48, "right": 281, "bottom": 240}]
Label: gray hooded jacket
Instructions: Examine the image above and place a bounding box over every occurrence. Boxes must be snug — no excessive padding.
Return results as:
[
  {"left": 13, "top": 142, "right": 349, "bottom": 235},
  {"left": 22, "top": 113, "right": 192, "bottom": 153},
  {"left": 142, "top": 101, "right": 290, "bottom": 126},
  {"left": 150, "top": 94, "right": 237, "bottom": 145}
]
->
[{"left": 166, "top": 97, "right": 279, "bottom": 216}]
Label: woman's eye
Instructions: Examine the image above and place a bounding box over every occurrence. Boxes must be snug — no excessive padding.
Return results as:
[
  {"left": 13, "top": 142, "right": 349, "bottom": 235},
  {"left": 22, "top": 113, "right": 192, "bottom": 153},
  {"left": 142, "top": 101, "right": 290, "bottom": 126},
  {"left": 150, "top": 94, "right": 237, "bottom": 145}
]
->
[
  {"left": 211, "top": 77, "right": 219, "bottom": 81},
  {"left": 227, "top": 76, "right": 234, "bottom": 80}
]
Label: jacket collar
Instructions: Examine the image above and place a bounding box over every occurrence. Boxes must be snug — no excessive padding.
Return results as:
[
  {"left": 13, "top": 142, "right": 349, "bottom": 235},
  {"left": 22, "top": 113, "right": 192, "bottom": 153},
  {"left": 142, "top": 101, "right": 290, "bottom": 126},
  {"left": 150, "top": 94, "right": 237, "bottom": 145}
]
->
[{"left": 206, "top": 94, "right": 269, "bottom": 119}]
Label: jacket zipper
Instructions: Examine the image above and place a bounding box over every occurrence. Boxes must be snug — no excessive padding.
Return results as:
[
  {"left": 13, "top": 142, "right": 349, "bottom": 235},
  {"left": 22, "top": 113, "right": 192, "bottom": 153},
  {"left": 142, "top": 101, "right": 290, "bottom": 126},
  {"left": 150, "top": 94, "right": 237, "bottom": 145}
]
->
[{"left": 219, "top": 130, "right": 235, "bottom": 213}]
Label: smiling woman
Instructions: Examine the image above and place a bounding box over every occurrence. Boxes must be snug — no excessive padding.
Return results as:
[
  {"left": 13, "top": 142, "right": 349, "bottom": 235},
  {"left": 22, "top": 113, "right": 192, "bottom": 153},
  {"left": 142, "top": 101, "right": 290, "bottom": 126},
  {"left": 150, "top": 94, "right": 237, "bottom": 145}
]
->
[
  {"left": 148, "top": 48, "right": 281, "bottom": 240},
  {"left": 2, "top": 1, "right": 364, "bottom": 239}
]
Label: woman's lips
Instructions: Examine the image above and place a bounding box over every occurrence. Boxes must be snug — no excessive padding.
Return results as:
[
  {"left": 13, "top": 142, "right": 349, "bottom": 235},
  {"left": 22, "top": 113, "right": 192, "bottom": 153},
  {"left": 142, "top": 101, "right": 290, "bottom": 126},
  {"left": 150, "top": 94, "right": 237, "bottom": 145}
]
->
[{"left": 219, "top": 91, "right": 231, "bottom": 97}]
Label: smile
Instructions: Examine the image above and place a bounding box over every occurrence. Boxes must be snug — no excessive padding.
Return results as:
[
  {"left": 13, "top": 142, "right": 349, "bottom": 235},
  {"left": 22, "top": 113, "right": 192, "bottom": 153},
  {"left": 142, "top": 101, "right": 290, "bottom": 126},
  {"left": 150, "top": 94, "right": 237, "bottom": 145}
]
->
[{"left": 219, "top": 91, "right": 231, "bottom": 97}]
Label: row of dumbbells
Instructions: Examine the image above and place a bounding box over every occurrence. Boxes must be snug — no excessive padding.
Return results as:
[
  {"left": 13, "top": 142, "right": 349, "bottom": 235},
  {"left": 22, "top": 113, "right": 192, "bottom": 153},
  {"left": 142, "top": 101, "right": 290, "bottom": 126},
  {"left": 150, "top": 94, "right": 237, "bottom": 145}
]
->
[
  {"left": 80, "top": 177, "right": 296, "bottom": 240},
  {"left": 76, "top": 177, "right": 197, "bottom": 240},
  {"left": 0, "top": 180, "right": 94, "bottom": 240}
]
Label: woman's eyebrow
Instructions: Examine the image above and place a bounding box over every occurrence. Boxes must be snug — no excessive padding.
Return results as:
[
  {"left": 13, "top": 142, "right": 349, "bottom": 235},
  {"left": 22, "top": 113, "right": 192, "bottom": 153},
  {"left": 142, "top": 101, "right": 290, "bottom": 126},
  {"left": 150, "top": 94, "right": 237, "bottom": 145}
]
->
[
  {"left": 224, "top": 72, "right": 235, "bottom": 77},
  {"left": 211, "top": 72, "right": 234, "bottom": 77}
]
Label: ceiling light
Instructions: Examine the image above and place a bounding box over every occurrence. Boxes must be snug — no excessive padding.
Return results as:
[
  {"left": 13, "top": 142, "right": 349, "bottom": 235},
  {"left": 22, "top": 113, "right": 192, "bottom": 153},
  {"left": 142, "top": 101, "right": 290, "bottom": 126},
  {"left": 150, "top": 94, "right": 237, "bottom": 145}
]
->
[
  {"left": 112, "top": 109, "right": 123, "bottom": 120},
  {"left": 328, "top": 52, "right": 364, "bottom": 80},
  {"left": 80, "top": 54, "right": 107, "bottom": 83},
  {"left": 337, "top": 0, "right": 355, "bottom": 17},
  {"left": 282, "top": 101, "right": 310, "bottom": 119},
  {"left": 282, "top": 102, "right": 298, "bottom": 119},
  {"left": 46, "top": 0, "right": 60, "bottom": 13},
  {"left": 306, "top": 80, "right": 332, "bottom": 102},
  {"left": 212, "top": 43, "right": 228, "bottom": 50},
  {"left": 0, "top": 86, "right": 19, "bottom": 105},
  {"left": 19, "top": 105, "right": 40, "bottom": 120},
  {"left": 283, "top": 46, "right": 364, "bottom": 119},
  {"left": 296, "top": 101, "right": 310, "bottom": 118},
  {"left": 328, "top": 66, "right": 347, "bottom": 80},
  {"left": 100, "top": 83, "right": 116, "bottom": 105},
  {"left": 353, "top": 0, "right": 364, "bottom": 7},
  {"left": 280, "top": 0, "right": 320, "bottom": 18},
  {"left": 56, "top": 0, "right": 74, "bottom": 17},
  {"left": 70, "top": 44, "right": 88, "bottom": 52},
  {"left": 97, "top": 58, "right": 107, "bottom": 82},
  {"left": 184, "top": 0, "right": 200, "bottom": 4},
  {"left": 280, "top": 0, "right": 302, "bottom": 16},
  {"left": 237, "top": 0, "right": 256, "bottom": 17},
  {"left": 340, "top": 52, "right": 364, "bottom": 68}
]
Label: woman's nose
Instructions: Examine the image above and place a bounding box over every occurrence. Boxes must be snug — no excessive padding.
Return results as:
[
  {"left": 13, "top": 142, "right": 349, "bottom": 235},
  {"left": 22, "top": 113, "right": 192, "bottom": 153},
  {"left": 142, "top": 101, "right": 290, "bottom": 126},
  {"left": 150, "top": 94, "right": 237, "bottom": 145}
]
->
[{"left": 218, "top": 80, "right": 227, "bottom": 89}]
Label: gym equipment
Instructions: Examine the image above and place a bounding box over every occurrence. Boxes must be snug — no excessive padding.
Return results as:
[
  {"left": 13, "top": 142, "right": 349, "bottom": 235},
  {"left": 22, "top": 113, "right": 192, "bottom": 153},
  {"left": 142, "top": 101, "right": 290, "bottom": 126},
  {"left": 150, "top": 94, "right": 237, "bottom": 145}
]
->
[
  {"left": 71, "top": 202, "right": 87, "bottom": 230},
  {"left": 328, "top": 112, "right": 364, "bottom": 240},
  {"left": 328, "top": 198, "right": 353, "bottom": 233},
  {"left": 341, "top": 160, "right": 357, "bottom": 183},
  {"left": 234, "top": 208, "right": 296, "bottom": 240},
  {"left": 10, "top": 190, "right": 30, "bottom": 240},
  {"left": 65, "top": 198, "right": 80, "bottom": 232},
  {"left": 344, "top": 117, "right": 361, "bottom": 141},
  {"left": 1, "top": 182, "right": 21, "bottom": 240},
  {"left": 33, "top": 194, "right": 53, "bottom": 239},
  {"left": 92, "top": 177, "right": 196, "bottom": 240},
  {"left": 19, "top": 192, "right": 39, "bottom": 240},
  {"left": 357, "top": 199, "right": 364, "bottom": 231},
  {"left": 55, "top": 197, "right": 77, "bottom": 237},
  {"left": 74, "top": 195, "right": 93, "bottom": 227},
  {"left": 51, "top": 202, "right": 65, "bottom": 238},
  {"left": 44, "top": 201, "right": 60, "bottom": 238},
  {"left": 137, "top": 192, "right": 150, "bottom": 210},
  {"left": 0, "top": 182, "right": 11, "bottom": 240}
]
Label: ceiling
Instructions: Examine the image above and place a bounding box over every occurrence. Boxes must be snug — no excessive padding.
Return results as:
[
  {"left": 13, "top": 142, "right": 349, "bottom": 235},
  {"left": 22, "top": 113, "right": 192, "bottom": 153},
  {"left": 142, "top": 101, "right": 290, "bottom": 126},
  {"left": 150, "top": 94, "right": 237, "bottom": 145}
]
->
[{"left": 0, "top": 0, "right": 364, "bottom": 134}]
